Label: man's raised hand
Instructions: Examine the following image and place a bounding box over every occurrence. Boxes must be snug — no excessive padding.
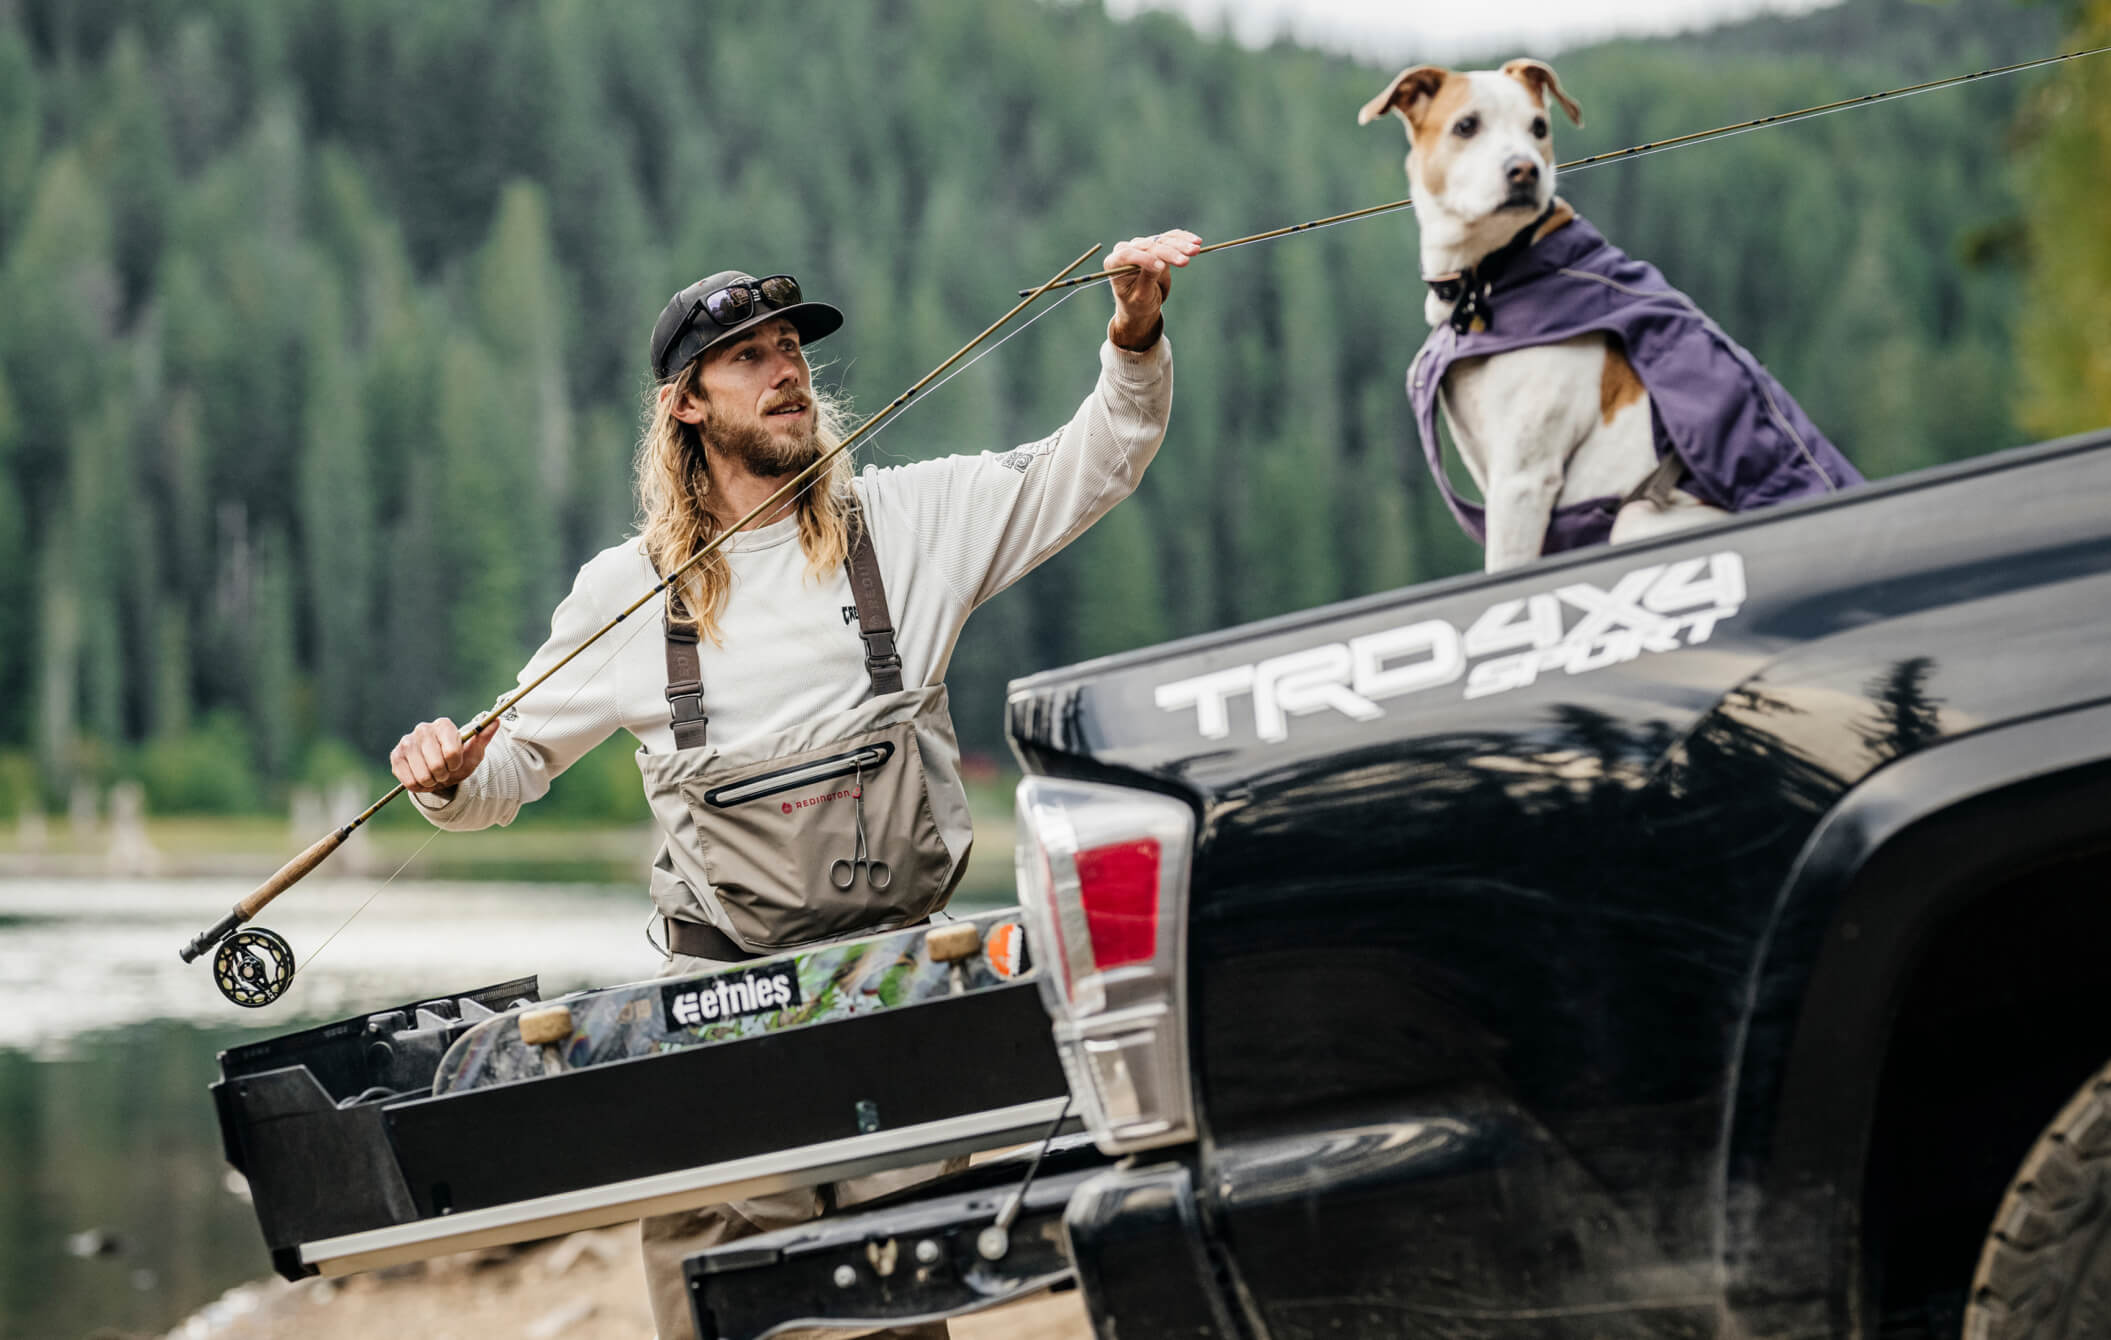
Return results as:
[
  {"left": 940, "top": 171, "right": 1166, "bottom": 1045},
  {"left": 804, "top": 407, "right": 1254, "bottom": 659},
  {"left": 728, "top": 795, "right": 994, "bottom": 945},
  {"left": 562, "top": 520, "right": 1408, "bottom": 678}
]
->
[{"left": 1106, "top": 229, "right": 1200, "bottom": 351}]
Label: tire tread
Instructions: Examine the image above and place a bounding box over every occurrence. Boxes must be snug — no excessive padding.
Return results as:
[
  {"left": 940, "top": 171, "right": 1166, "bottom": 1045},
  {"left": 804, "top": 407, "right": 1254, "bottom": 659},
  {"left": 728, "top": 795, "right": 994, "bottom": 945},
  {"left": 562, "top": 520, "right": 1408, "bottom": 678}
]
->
[{"left": 1965, "top": 1066, "right": 2111, "bottom": 1340}]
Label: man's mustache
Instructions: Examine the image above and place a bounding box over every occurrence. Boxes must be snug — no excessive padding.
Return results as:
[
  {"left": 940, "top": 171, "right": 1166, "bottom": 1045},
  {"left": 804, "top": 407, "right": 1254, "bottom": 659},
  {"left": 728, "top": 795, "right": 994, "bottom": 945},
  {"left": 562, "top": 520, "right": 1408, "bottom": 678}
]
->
[{"left": 761, "top": 391, "right": 812, "bottom": 417}]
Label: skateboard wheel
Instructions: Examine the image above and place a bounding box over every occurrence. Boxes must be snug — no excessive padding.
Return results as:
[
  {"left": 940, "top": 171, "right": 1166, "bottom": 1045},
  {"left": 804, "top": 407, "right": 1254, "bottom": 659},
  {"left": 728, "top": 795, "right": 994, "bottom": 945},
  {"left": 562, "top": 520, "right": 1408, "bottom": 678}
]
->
[
  {"left": 925, "top": 923, "right": 981, "bottom": 963},
  {"left": 518, "top": 1005, "right": 575, "bottom": 1047}
]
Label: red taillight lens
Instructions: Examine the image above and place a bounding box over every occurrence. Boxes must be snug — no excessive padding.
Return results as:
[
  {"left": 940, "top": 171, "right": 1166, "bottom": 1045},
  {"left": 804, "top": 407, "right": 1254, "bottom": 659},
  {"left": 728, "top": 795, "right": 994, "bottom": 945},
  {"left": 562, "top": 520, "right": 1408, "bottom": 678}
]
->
[{"left": 1075, "top": 838, "right": 1160, "bottom": 969}]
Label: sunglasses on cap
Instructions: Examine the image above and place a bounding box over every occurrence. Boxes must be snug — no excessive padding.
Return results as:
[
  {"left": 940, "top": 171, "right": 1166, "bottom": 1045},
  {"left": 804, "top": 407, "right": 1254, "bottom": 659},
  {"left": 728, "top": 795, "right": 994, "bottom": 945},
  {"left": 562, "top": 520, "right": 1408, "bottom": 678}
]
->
[{"left": 654, "top": 274, "right": 803, "bottom": 376}]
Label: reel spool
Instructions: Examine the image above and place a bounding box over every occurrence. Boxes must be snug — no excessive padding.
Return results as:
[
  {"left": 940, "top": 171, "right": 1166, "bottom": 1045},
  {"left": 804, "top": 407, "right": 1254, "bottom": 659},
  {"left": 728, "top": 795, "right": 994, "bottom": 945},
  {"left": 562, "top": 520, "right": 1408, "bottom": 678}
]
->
[{"left": 213, "top": 928, "right": 297, "bottom": 1008}]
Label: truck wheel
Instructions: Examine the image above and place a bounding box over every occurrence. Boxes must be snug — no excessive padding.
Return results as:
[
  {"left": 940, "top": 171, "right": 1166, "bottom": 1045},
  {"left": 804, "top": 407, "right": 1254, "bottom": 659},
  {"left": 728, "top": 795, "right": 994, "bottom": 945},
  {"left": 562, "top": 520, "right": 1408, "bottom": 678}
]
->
[{"left": 1965, "top": 1060, "right": 2111, "bottom": 1339}]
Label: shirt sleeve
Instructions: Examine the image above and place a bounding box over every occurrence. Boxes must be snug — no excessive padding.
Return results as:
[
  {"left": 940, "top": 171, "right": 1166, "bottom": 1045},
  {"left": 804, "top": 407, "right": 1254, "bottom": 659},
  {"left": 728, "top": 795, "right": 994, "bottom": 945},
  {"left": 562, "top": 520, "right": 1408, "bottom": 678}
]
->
[
  {"left": 861, "top": 336, "right": 1173, "bottom": 610},
  {"left": 409, "top": 556, "right": 637, "bottom": 832}
]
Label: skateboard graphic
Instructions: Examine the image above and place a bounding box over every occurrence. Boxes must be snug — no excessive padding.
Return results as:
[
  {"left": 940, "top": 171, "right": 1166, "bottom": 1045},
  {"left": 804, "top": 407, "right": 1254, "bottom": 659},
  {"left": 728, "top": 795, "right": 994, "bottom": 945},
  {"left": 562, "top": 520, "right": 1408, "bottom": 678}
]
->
[{"left": 431, "top": 910, "right": 1032, "bottom": 1094}]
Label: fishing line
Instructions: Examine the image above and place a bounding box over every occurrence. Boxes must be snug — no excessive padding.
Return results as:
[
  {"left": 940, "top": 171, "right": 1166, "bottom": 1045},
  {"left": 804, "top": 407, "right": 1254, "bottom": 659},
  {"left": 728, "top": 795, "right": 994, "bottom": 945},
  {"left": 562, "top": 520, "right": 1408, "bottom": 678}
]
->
[
  {"left": 849, "top": 283, "right": 1091, "bottom": 465},
  {"left": 1561, "top": 74, "right": 1997, "bottom": 180},
  {"left": 177, "top": 244, "right": 1104, "bottom": 985},
  {"left": 1022, "top": 44, "right": 2111, "bottom": 294},
  {"left": 510, "top": 280, "right": 1092, "bottom": 744},
  {"left": 383, "top": 278, "right": 1098, "bottom": 970},
  {"left": 355, "top": 279, "right": 1092, "bottom": 903},
  {"left": 296, "top": 823, "right": 446, "bottom": 970},
  {"left": 506, "top": 587, "right": 665, "bottom": 742}
]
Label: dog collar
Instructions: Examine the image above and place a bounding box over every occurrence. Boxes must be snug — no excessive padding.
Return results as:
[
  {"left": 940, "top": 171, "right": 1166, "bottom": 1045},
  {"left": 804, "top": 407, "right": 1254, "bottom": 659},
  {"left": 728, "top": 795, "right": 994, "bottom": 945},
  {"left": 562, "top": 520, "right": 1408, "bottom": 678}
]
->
[{"left": 1423, "top": 202, "right": 1558, "bottom": 335}]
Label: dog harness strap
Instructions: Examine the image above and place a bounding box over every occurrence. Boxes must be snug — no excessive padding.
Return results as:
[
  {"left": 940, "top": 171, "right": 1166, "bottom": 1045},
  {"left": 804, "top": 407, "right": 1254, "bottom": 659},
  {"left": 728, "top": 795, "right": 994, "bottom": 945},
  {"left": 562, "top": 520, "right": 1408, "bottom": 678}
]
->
[
  {"left": 1621, "top": 451, "right": 1689, "bottom": 509},
  {"left": 1424, "top": 202, "right": 1556, "bottom": 335},
  {"left": 845, "top": 501, "right": 904, "bottom": 696}
]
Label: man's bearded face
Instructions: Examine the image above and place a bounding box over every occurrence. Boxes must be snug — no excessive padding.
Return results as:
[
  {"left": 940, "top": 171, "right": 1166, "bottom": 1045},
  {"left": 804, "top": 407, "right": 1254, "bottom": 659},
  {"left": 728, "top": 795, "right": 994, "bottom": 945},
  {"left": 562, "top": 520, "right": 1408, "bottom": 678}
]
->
[
  {"left": 703, "top": 387, "right": 821, "bottom": 479},
  {"left": 691, "top": 317, "right": 823, "bottom": 479}
]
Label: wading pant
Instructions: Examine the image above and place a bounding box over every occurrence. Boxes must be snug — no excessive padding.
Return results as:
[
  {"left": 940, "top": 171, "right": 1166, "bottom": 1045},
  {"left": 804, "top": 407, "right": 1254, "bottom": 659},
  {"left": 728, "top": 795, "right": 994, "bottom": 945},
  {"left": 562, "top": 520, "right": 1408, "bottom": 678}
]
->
[{"left": 640, "top": 951, "right": 960, "bottom": 1340}]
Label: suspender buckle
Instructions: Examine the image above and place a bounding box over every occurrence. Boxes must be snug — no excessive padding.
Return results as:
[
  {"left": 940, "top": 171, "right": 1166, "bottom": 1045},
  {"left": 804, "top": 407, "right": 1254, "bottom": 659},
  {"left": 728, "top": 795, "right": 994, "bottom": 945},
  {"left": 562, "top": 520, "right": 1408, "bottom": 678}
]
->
[
  {"left": 860, "top": 628, "right": 899, "bottom": 663},
  {"left": 860, "top": 630, "right": 903, "bottom": 685},
  {"left": 665, "top": 680, "right": 706, "bottom": 726}
]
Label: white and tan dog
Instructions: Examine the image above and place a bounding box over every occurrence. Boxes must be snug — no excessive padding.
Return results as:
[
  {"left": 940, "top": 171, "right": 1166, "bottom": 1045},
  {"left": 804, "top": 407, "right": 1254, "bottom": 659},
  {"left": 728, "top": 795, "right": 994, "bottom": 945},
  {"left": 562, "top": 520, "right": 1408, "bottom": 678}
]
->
[{"left": 1361, "top": 61, "right": 1842, "bottom": 573}]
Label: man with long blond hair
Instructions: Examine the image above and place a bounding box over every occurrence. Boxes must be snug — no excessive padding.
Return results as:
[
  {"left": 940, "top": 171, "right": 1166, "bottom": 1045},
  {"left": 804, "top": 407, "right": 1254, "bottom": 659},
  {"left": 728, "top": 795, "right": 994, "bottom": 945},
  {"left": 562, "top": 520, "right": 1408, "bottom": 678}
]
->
[{"left": 387, "top": 229, "right": 1196, "bottom": 1338}]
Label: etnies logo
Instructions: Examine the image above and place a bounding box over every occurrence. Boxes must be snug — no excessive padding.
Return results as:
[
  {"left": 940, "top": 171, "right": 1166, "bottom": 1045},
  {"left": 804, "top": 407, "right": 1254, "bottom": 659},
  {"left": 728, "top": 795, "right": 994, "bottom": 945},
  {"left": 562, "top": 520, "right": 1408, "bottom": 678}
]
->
[{"left": 661, "top": 964, "right": 802, "bottom": 1028}]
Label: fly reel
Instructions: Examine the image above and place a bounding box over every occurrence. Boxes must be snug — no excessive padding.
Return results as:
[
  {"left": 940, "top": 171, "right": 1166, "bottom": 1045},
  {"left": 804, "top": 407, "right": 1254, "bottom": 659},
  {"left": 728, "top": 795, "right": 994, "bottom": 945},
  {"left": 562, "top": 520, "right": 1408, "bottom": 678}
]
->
[{"left": 213, "top": 928, "right": 297, "bottom": 1008}]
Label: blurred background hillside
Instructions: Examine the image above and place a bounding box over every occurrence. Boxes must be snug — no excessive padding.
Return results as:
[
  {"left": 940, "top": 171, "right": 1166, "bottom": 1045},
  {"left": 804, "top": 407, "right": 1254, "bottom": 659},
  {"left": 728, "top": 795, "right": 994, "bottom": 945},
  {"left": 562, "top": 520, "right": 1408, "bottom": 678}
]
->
[{"left": 0, "top": 0, "right": 2104, "bottom": 830}]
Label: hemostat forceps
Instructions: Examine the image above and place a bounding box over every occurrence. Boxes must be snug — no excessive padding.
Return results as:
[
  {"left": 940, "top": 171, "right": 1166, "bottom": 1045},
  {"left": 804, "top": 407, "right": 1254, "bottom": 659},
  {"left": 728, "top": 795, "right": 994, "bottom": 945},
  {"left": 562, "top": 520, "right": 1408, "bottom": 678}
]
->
[{"left": 829, "top": 765, "right": 892, "bottom": 892}]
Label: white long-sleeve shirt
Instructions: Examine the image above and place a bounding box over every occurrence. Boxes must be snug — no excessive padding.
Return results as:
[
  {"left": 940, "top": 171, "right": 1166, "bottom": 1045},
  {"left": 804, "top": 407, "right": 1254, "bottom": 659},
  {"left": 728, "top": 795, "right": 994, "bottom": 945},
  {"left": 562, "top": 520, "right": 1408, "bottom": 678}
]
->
[{"left": 413, "top": 336, "right": 1172, "bottom": 832}]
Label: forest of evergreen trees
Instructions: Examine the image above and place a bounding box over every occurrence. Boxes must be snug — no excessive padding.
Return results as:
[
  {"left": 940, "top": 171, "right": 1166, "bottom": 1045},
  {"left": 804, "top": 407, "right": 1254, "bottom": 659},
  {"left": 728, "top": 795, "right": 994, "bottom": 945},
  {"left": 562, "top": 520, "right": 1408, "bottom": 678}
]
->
[{"left": 0, "top": 0, "right": 2101, "bottom": 818}]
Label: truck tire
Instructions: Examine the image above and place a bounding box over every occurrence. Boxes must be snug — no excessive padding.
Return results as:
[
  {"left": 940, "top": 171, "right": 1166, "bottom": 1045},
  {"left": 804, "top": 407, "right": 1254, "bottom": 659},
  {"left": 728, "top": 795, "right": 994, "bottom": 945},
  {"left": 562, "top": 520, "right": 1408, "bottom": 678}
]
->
[{"left": 1965, "top": 1060, "right": 2111, "bottom": 1339}]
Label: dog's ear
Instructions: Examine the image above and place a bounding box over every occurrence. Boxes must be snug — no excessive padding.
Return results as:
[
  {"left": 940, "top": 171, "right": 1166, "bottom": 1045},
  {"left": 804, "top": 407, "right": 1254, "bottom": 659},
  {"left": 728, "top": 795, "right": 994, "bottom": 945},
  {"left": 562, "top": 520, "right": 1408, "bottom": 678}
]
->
[
  {"left": 1501, "top": 58, "right": 1583, "bottom": 127},
  {"left": 1358, "top": 66, "right": 1451, "bottom": 129}
]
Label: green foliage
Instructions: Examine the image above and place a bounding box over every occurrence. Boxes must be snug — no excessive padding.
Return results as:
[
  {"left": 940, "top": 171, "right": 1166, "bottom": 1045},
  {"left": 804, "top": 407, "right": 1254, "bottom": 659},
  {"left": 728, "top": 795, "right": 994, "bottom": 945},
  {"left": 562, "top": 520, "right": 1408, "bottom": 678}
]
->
[
  {"left": 0, "top": 750, "right": 35, "bottom": 819},
  {"left": 296, "top": 733, "right": 379, "bottom": 792},
  {"left": 523, "top": 733, "right": 653, "bottom": 825},
  {"left": 0, "top": 0, "right": 2094, "bottom": 815},
  {"left": 2018, "top": 0, "right": 2111, "bottom": 435},
  {"left": 137, "top": 712, "right": 263, "bottom": 814}
]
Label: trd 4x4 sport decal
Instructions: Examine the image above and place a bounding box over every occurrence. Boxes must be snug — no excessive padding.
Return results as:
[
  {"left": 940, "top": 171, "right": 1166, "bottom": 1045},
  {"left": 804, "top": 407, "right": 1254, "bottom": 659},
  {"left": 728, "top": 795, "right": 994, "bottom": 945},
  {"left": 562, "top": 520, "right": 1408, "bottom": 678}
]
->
[{"left": 1154, "top": 552, "right": 1745, "bottom": 744}]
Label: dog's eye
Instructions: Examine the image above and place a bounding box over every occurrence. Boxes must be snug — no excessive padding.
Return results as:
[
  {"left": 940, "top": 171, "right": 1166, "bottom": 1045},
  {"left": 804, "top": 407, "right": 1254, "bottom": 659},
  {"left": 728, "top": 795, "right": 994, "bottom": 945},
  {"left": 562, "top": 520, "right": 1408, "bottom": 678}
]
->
[
  {"left": 1532, "top": 116, "right": 1549, "bottom": 138},
  {"left": 1452, "top": 114, "right": 1479, "bottom": 138}
]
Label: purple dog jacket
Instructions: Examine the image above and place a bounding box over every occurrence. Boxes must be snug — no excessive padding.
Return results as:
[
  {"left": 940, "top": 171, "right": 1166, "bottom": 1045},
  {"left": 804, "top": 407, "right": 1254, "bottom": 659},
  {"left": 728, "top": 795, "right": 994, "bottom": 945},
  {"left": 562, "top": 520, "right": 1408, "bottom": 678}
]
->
[{"left": 1407, "top": 215, "right": 1862, "bottom": 554}]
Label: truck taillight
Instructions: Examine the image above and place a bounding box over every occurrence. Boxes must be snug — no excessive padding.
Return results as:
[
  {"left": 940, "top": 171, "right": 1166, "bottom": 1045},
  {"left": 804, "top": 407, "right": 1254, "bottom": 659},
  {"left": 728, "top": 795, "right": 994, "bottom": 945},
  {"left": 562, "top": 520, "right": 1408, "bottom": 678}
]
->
[
  {"left": 1076, "top": 839, "right": 1159, "bottom": 969},
  {"left": 1014, "top": 777, "right": 1196, "bottom": 1154}
]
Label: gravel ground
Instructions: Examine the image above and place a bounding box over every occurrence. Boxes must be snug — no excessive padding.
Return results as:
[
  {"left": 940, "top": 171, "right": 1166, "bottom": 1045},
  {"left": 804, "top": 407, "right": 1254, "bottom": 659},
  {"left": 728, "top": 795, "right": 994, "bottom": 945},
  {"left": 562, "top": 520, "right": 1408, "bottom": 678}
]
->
[{"left": 164, "top": 1226, "right": 1091, "bottom": 1340}]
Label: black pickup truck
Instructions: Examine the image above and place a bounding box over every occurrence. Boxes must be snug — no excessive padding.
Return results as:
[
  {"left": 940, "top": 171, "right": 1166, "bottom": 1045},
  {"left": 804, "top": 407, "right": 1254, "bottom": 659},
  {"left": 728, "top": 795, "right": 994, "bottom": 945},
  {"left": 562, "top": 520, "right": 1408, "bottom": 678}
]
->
[{"left": 690, "top": 433, "right": 2111, "bottom": 1340}]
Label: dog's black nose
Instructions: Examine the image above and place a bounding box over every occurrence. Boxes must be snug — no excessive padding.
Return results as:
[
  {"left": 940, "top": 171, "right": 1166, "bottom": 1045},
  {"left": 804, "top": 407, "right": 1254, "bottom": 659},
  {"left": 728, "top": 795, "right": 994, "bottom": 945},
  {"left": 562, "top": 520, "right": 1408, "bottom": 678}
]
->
[{"left": 1505, "top": 155, "right": 1541, "bottom": 188}]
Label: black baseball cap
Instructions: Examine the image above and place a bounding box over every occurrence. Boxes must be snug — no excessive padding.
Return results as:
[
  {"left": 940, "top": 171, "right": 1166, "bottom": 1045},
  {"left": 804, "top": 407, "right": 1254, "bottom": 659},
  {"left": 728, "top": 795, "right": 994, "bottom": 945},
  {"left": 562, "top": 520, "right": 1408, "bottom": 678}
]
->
[{"left": 649, "top": 270, "right": 844, "bottom": 381}]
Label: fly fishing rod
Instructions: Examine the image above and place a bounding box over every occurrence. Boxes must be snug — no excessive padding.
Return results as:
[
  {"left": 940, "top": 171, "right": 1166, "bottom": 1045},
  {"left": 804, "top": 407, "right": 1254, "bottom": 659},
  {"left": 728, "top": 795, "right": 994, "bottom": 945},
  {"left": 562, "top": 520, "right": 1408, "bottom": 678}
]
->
[
  {"left": 1018, "top": 45, "right": 2111, "bottom": 296},
  {"left": 179, "top": 241, "right": 1106, "bottom": 1006}
]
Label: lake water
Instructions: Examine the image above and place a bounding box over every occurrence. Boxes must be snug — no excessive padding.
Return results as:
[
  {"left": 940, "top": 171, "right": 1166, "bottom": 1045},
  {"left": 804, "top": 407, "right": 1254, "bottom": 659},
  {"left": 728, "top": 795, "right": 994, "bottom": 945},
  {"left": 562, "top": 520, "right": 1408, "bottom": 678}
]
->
[{"left": 0, "top": 875, "right": 1013, "bottom": 1338}]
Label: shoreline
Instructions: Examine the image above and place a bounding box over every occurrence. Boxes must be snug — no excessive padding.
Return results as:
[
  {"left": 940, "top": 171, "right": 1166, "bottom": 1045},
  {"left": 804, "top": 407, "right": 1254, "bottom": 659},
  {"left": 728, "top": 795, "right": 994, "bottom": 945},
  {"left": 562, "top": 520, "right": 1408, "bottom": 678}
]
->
[{"left": 3, "top": 805, "right": 1020, "bottom": 896}]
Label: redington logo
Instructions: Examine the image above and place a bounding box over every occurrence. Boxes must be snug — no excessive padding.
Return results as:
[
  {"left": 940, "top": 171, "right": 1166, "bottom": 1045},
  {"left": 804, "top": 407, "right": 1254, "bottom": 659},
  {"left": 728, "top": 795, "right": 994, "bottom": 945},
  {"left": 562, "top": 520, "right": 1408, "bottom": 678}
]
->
[
  {"left": 1153, "top": 553, "right": 1746, "bottom": 744},
  {"left": 781, "top": 788, "right": 856, "bottom": 815}
]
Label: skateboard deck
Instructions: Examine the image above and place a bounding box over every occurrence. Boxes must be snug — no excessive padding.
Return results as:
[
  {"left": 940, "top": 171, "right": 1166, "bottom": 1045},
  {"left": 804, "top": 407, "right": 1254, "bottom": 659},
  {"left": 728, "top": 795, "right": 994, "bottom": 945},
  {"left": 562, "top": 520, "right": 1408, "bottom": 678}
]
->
[{"left": 431, "top": 910, "right": 1032, "bottom": 1094}]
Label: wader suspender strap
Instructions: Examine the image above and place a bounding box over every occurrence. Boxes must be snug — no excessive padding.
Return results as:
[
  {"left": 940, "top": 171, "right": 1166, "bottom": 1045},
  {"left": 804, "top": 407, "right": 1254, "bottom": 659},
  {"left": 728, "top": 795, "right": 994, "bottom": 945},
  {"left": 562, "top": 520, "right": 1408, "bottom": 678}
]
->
[
  {"left": 847, "top": 507, "right": 905, "bottom": 695},
  {"left": 662, "top": 499, "right": 901, "bottom": 749},
  {"left": 664, "top": 613, "right": 707, "bottom": 750}
]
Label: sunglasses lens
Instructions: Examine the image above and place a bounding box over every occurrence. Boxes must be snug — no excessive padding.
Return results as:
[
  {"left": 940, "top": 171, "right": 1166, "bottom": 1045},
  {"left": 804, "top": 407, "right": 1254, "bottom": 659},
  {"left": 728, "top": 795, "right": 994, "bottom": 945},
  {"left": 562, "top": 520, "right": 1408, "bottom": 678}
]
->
[
  {"left": 757, "top": 275, "right": 801, "bottom": 308},
  {"left": 704, "top": 287, "right": 755, "bottom": 327}
]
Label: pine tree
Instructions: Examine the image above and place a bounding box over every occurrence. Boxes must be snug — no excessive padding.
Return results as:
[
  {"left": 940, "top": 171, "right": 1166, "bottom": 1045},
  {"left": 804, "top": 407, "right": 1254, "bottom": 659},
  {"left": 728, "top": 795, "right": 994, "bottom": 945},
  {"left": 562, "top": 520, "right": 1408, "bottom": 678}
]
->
[
  {"left": 0, "top": 23, "right": 38, "bottom": 251},
  {"left": 298, "top": 281, "right": 378, "bottom": 747}
]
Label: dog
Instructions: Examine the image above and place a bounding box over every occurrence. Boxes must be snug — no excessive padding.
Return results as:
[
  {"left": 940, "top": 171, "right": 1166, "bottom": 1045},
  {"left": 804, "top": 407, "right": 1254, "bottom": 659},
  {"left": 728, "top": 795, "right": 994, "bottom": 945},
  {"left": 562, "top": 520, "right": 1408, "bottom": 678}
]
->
[{"left": 1360, "top": 59, "right": 1862, "bottom": 572}]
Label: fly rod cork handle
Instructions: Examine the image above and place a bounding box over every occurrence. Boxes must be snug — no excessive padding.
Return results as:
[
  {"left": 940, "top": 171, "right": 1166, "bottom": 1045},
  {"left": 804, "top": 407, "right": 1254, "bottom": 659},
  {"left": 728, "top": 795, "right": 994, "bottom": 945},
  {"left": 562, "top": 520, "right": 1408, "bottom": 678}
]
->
[
  {"left": 176, "top": 826, "right": 349, "bottom": 963},
  {"left": 239, "top": 827, "right": 350, "bottom": 919}
]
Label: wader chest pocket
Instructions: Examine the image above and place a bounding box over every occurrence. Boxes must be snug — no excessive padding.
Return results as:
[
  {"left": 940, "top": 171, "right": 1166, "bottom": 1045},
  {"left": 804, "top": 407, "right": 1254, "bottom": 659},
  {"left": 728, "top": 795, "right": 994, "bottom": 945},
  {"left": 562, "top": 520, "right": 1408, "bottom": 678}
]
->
[
  {"left": 699, "top": 743, "right": 896, "bottom": 810},
  {"left": 678, "top": 722, "right": 947, "bottom": 951}
]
